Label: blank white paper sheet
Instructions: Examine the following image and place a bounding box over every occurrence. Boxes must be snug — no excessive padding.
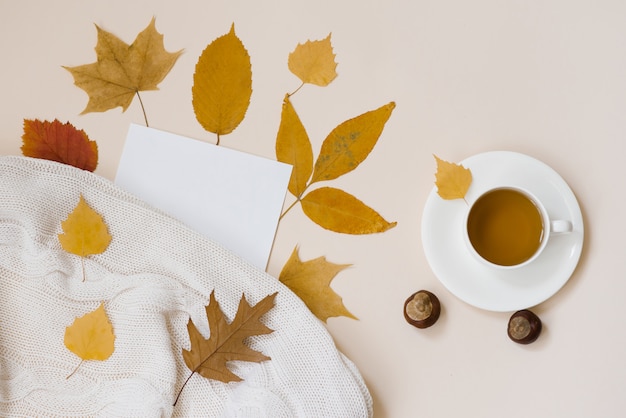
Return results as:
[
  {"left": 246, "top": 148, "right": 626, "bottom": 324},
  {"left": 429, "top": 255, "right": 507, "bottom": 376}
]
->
[{"left": 115, "top": 124, "right": 292, "bottom": 270}]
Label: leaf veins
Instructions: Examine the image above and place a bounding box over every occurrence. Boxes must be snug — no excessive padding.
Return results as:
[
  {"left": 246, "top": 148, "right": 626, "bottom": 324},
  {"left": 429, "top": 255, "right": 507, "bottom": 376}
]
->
[
  {"left": 176, "top": 291, "right": 276, "bottom": 405},
  {"left": 64, "top": 17, "right": 182, "bottom": 119},
  {"left": 21, "top": 119, "right": 98, "bottom": 172}
]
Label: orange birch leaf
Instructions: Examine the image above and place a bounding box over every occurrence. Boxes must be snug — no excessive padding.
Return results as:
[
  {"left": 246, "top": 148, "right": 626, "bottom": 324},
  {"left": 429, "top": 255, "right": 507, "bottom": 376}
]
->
[
  {"left": 288, "top": 33, "right": 338, "bottom": 86},
  {"left": 58, "top": 195, "right": 111, "bottom": 258},
  {"left": 21, "top": 119, "right": 98, "bottom": 172},
  {"left": 311, "top": 102, "right": 395, "bottom": 184},
  {"left": 64, "top": 302, "right": 115, "bottom": 378},
  {"left": 279, "top": 246, "right": 356, "bottom": 322},
  {"left": 434, "top": 155, "right": 472, "bottom": 200},
  {"left": 301, "top": 187, "right": 396, "bottom": 234},
  {"left": 64, "top": 17, "right": 182, "bottom": 114},
  {"left": 192, "top": 24, "right": 252, "bottom": 138},
  {"left": 176, "top": 291, "right": 275, "bottom": 404},
  {"left": 275, "top": 94, "right": 313, "bottom": 197}
]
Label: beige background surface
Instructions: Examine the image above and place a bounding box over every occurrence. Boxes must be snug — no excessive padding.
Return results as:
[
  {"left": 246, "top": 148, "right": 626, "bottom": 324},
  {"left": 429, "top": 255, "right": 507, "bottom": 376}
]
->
[{"left": 1, "top": 1, "right": 625, "bottom": 417}]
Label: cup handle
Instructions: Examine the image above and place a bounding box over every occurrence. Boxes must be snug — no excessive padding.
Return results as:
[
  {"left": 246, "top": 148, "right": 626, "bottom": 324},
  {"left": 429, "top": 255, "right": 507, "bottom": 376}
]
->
[{"left": 551, "top": 219, "right": 572, "bottom": 234}]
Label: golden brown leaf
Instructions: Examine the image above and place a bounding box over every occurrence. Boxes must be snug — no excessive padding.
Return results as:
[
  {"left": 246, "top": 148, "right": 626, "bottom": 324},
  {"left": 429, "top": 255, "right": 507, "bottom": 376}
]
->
[
  {"left": 64, "top": 17, "right": 182, "bottom": 114},
  {"left": 301, "top": 187, "right": 396, "bottom": 234},
  {"left": 434, "top": 155, "right": 472, "bottom": 200},
  {"left": 279, "top": 246, "right": 356, "bottom": 322},
  {"left": 192, "top": 24, "right": 252, "bottom": 139},
  {"left": 288, "top": 33, "right": 338, "bottom": 86},
  {"left": 21, "top": 119, "right": 98, "bottom": 172},
  {"left": 181, "top": 291, "right": 275, "bottom": 385},
  {"left": 311, "top": 102, "right": 395, "bottom": 184},
  {"left": 275, "top": 94, "right": 313, "bottom": 197},
  {"left": 58, "top": 195, "right": 111, "bottom": 258},
  {"left": 64, "top": 302, "right": 115, "bottom": 378}
]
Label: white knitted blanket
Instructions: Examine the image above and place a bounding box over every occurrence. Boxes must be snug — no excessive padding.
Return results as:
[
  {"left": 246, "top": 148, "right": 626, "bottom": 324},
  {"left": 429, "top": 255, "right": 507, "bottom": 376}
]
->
[{"left": 0, "top": 156, "right": 373, "bottom": 417}]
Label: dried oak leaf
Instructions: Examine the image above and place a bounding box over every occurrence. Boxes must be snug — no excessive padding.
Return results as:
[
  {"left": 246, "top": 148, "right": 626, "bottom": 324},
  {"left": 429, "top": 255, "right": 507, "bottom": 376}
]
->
[
  {"left": 275, "top": 94, "right": 313, "bottom": 197},
  {"left": 301, "top": 187, "right": 396, "bottom": 234},
  {"left": 288, "top": 33, "right": 338, "bottom": 86},
  {"left": 64, "top": 302, "right": 115, "bottom": 378},
  {"left": 279, "top": 246, "right": 356, "bottom": 323},
  {"left": 192, "top": 24, "right": 252, "bottom": 140},
  {"left": 434, "top": 155, "right": 472, "bottom": 200},
  {"left": 176, "top": 291, "right": 276, "bottom": 404},
  {"left": 64, "top": 17, "right": 182, "bottom": 114},
  {"left": 21, "top": 119, "right": 98, "bottom": 171}
]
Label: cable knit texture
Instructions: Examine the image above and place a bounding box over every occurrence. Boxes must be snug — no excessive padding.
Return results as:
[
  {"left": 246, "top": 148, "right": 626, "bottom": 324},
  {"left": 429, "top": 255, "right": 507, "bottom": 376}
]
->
[{"left": 0, "top": 156, "right": 373, "bottom": 417}]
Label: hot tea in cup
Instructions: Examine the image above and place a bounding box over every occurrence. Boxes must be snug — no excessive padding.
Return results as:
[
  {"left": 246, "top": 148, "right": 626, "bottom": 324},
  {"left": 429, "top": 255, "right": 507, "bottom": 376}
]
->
[{"left": 465, "top": 187, "right": 571, "bottom": 268}]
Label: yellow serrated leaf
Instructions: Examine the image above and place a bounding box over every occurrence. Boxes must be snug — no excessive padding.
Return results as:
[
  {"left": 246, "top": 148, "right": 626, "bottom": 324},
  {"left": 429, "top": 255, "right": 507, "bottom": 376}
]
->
[
  {"left": 64, "top": 302, "right": 115, "bottom": 378},
  {"left": 301, "top": 187, "right": 397, "bottom": 234},
  {"left": 434, "top": 155, "right": 473, "bottom": 200},
  {"left": 192, "top": 23, "right": 252, "bottom": 139},
  {"left": 275, "top": 94, "right": 313, "bottom": 197},
  {"left": 279, "top": 246, "right": 356, "bottom": 323},
  {"left": 311, "top": 102, "right": 395, "bottom": 184},
  {"left": 288, "top": 33, "right": 338, "bottom": 86},
  {"left": 58, "top": 195, "right": 111, "bottom": 258},
  {"left": 64, "top": 17, "right": 182, "bottom": 114}
]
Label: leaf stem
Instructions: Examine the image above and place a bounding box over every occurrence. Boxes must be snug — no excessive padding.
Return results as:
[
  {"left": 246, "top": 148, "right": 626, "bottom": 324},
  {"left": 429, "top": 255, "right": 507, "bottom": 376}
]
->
[
  {"left": 279, "top": 181, "right": 312, "bottom": 221},
  {"left": 216, "top": 133, "right": 221, "bottom": 146},
  {"left": 135, "top": 91, "right": 149, "bottom": 127},
  {"left": 81, "top": 257, "right": 86, "bottom": 282},
  {"left": 287, "top": 82, "right": 305, "bottom": 97},
  {"left": 173, "top": 371, "right": 195, "bottom": 407},
  {"left": 279, "top": 198, "right": 300, "bottom": 221},
  {"left": 66, "top": 359, "right": 84, "bottom": 379}
]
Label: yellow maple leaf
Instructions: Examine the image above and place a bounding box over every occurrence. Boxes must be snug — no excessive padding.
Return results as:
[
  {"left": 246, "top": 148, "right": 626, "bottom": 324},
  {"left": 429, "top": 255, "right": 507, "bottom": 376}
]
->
[
  {"left": 64, "top": 302, "right": 115, "bottom": 378},
  {"left": 279, "top": 246, "right": 357, "bottom": 323},
  {"left": 275, "top": 94, "right": 313, "bottom": 197},
  {"left": 288, "top": 33, "right": 338, "bottom": 87},
  {"left": 175, "top": 291, "right": 275, "bottom": 405},
  {"left": 192, "top": 24, "right": 252, "bottom": 143},
  {"left": 301, "top": 187, "right": 396, "bottom": 234},
  {"left": 311, "top": 102, "right": 395, "bottom": 184},
  {"left": 64, "top": 17, "right": 182, "bottom": 115},
  {"left": 434, "top": 155, "right": 473, "bottom": 200}
]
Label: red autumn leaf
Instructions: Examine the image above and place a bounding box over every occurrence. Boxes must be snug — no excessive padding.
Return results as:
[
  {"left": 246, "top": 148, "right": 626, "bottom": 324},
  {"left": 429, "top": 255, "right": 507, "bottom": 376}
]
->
[{"left": 21, "top": 119, "right": 98, "bottom": 171}]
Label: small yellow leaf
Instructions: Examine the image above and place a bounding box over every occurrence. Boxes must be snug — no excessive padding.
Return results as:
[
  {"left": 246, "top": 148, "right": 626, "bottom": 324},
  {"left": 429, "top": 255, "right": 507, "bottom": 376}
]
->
[
  {"left": 279, "top": 246, "right": 356, "bottom": 322},
  {"left": 275, "top": 94, "right": 313, "bottom": 197},
  {"left": 58, "top": 195, "right": 111, "bottom": 257},
  {"left": 434, "top": 155, "right": 473, "bottom": 200},
  {"left": 192, "top": 24, "right": 252, "bottom": 137},
  {"left": 64, "top": 17, "right": 182, "bottom": 114},
  {"left": 311, "top": 102, "right": 395, "bottom": 184},
  {"left": 301, "top": 187, "right": 397, "bottom": 234},
  {"left": 288, "top": 33, "right": 338, "bottom": 86},
  {"left": 64, "top": 303, "right": 115, "bottom": 362}
]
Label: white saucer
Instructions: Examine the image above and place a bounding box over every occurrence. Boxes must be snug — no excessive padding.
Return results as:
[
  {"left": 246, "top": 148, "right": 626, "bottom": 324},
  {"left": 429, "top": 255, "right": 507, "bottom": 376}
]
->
[{"left": 421, "top": 151, "right": 584, "bottom": 312}]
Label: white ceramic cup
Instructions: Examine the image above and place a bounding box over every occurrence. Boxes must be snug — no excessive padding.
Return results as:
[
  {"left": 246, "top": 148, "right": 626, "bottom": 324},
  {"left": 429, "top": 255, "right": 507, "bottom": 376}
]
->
[{"left": 464, "top": 186, "right": 572, "bottom": 269}]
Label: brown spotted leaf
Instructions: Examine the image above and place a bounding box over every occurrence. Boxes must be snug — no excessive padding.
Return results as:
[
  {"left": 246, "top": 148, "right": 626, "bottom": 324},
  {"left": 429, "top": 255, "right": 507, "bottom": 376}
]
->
[{"left": 311, "top": 102, "right": 395, "bottom": 184}]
